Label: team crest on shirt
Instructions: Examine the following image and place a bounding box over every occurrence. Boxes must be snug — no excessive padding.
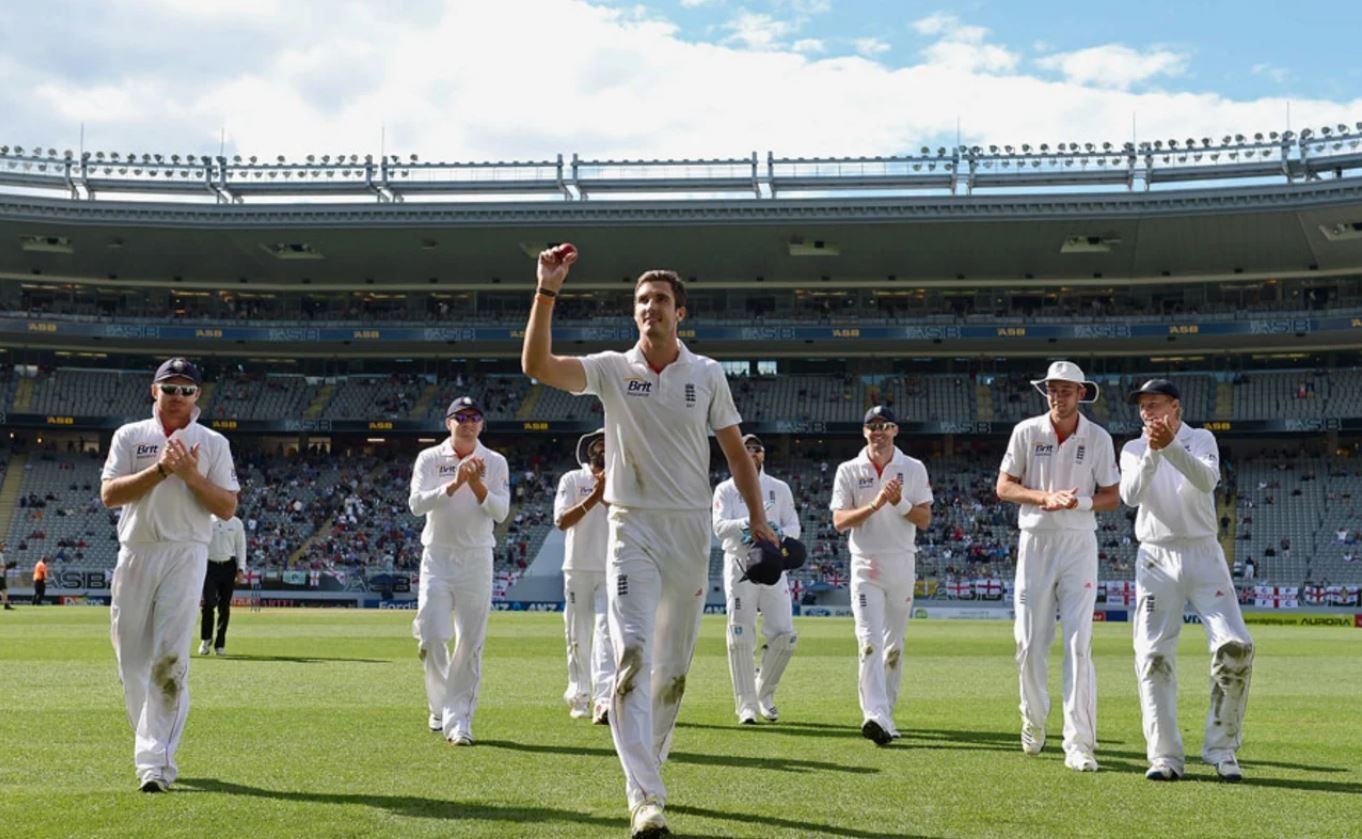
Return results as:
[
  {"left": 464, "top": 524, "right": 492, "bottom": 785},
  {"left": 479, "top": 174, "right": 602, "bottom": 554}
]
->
[
  {"left": 1075, "top": 445, "right": 1086, "bottom": 463},
  {"left": 625, "top": 378, "right": 653, "bottom": 397},
  {"left": 1034, "top": 444, "right": 1054, "bottom": 457},
  {"left": 685, "top": 383, "right": 696, "bottom": 406}
]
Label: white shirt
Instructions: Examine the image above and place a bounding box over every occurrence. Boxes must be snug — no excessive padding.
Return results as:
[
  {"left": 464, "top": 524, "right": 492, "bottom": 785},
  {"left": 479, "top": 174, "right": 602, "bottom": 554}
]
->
[
  {"left": 575, "top": 341, "right": 741, "bottom": 511},
  {"left": 554, "top": 466, "right": 609, "bottom": 572},
  {"left": 101, "top": 408, "right": 239, "bottom": 546},
  {"left": 208, "top": 515, "right": 248, "bottom": 571},
  {"left": 712, "top": 470, "right": 802, "bottom": 558},
  {"left": 1119, "top": 423, "right": 1220, "bottom": 544},
  {"left": 999, "top": 413, "right": 1119, "bottom": 532},
  {"left": 408, "top": 439, "right": 510, "bottom": 550},
  {"left": 830, "top": 446, "right": 933, "bottom": 557}
]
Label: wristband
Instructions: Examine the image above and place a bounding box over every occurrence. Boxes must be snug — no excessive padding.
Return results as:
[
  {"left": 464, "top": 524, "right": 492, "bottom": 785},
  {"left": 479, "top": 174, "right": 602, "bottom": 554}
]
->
[
  {"left": 1075, "top": 496, "right": 1093, "bottom": 512},
  {"left": 536, "top": 287, "right": 558, "bottom": 299},
  {"left": 156, "top": 463, "right": 167, "bottom": 479},
  {"left": 893, "top": 498, "right": 912, "bottom": 516}
]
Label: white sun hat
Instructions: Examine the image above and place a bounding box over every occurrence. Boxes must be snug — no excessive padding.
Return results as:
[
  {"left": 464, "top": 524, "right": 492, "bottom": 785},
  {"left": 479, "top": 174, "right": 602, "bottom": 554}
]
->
[{"left": 1030, "top": 360, "right": 1099, "bottom": 403}]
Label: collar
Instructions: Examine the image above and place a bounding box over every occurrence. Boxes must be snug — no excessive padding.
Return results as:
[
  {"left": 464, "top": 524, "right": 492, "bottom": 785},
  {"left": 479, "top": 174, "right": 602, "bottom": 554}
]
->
[
  {"left": 440, "top": 438, "right": 482, "bottom": 459},
  {"left": 856, "top": 445, "right": 903, "bottom": 468},
  {"left": 152, "top": 404, "right": 201, "bottom": 432},
  {"left": 1040, "top": 412, "right": 1088, "bottom": 440},
  {"left": 625, "top": 340, "right": 692, "bottom": 372}
]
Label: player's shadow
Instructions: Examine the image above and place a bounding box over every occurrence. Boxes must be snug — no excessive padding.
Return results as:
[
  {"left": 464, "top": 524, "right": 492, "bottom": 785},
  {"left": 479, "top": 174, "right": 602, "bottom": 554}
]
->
[
  {"left": 677, "top": 721, "right": 866, "bottom": 740},
  {"left": 177, "top": 777, "right": 620, "bottom": 828},
  {"left": 212, "top": 654, "right": 391, "bottom": 664},
  {"left": 478, "top": 739, "right": 878, "bottom": 775},
  {"left": 671, "top": 804, "right": 939, "bottom": 839}
]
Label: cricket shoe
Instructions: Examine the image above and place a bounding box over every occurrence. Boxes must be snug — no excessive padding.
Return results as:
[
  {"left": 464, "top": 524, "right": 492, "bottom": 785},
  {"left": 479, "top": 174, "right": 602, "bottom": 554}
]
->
[
  {"left": 138, "top": 775, "right": 169, "bottom": 793},
  {"left": 1145, "top": 761, "right": 1182, "bottom": 781},
  {"left": 629, "top": 797, "right": 669, "bottom": 839},
  {"left": 198, "top": 640, "right": 212, "bottom": 656},
  {"left": 758, "top": 701, "right": 779, "bottom": 722},
  {"left": 1209, "top": 755, "right": 1243, "bottom": 782},
  {"left": 1064, "top": 750, "right": 1100, "bottom": 772},
  {"left": 738, "top": 710, "right": 758, "bottom": 726},
  {"left": 214, "top": 647, "right": 226, "bottom": 656},
  {"left": 428, "top": 713, "right": 442, "bottom": 733},
  {"left": 592, "top": 702, "right": 609, "bottom": 726},
  {"left": 568, "top": 696, "right": 591, "bottom": 720},
  {"left": 1021, "top": 724, "right": 1045, "bottom": 756},
  {"left": 861, "top": 720, "right": 893, "bottom": 746}
]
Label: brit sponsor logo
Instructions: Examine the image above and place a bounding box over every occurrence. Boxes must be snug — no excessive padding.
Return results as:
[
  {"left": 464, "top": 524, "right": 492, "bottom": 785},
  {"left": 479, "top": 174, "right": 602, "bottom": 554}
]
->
[
  {"left": 135, "top": 443, "right": 159, "bottom": 457},
  {"left": 1034, "top": 443, "right": 1054, "bottom": 457},
  {"left": 625, "top": 378, "right": 653, "bottom": 397}
]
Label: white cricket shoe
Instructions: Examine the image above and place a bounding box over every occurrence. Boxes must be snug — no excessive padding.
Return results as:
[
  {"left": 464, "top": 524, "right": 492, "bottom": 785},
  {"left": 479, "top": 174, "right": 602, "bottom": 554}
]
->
[
  {"left": 138, "top": 774, "right": 169, "bottom": 793},
  {"left": 197, "top": 640, "right": 211, "bottom": 656},
  {"left": 1064, "top": 750, "right": 1100, "bottom": 772},
  {"left": 1145, "top": 760, "right": 1181, "bottom": 781},
  {"left": 738, "top": 709, "right": 758, "bottom": 726},
  {"left": 568, "top": 695, "right": 591, "bottom": 720},
  {"left": 447, "top": 730, "right": 474, "bottom": 747},
  {"left": 1210, "top": 755, "right": 1243, "bottom": 782},
  {"left": 1021, "top": 724, "right": 1045, "bottom": 756},
  {"left": 758, "top": 701, "right": 779, "bottom": 722},
  {"left": 428, "top": 713, "right": 442, "bottom": 733},
  {"left": 629, "top": 797, "right": 669, "bottom": 839},
  {"left": 214, "top": 647, "right": 226, "bottom": 656}
]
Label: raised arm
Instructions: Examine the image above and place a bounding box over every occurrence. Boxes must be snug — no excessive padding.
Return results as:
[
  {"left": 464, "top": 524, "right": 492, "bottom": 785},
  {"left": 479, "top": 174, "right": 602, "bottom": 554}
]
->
[{"left": 521, "top": 245, "right": 587, "bottom": 393}]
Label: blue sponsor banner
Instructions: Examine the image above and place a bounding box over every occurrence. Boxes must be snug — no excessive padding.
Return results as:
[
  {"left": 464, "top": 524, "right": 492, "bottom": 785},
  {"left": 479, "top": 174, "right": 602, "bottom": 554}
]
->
[{"left": 491, "top": 600, "right": 565, "bottom": 612}]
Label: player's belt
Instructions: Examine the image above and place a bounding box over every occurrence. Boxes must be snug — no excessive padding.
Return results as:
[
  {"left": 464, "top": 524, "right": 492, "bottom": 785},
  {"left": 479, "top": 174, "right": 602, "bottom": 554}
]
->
[{"left": 208, "top": 557, "right": 235, "bottom": 564}]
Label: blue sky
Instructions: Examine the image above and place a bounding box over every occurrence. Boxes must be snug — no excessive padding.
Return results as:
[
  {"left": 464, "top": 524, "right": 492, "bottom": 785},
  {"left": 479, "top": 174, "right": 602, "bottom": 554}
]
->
[{"left": 1, "top": 0, "right": 1357, "bottom": 163}]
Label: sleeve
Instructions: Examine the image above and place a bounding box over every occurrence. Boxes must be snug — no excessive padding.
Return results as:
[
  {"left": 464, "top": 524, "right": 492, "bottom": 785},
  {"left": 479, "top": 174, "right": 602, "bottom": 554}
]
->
[
  {"left": 1159, "top": 429, "right": 1220, "bottom": 493},
  {"left": 234, "top": 519, "right": 248, "bottom": 571},
  {"left": 707, "top": 363, "right": 743, "bottom": 432},
  {"left": 1119, "top": 441, "right": 1159, "bottom": 507},
  {"left": 207, "top": 436, "right": 240, "bottom": 493},
  {"left": 101, "top": 426, "right": 133, "bottom": 481},
  {"left": 908, "top": 460, "right": 934, "bottom": 506},
  {"left": 829, "top": 463, "right": 855, "bottom": 511},
  {"left": 553, "top": 472, "right": 575, "bottom": 526},
  {"left": 712, "top": 482, "right": 748, "bottom": 543},
  {"left": 998, "top": 424, "right": 1025, "bottom": 478},
  {"left": 480, "top": 453, "right": 511, "bottom": 523},
  {"left": 777, "top": 482, "right": 801, "bottom": 540},
  {"left": 408, "top": 451, "right": 445, "bottom": 516},
  {"left": 1094, "top": 432, "right": 1121, "bottom": 487},
  {"left": 572, "top": 352, "right": 610, "bottom": 398}
]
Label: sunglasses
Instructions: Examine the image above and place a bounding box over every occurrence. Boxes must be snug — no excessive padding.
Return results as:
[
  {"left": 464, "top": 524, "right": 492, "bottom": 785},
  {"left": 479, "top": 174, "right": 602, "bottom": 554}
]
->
[
  {"left": 158, "top": 384, "right": 199, "bottom": 396},
  {"left": 745, "top": 446, "right": 764, "bottom": 454},
  {"left": 864, "top": 423, "right": 894, "bottom": 432},
  {"left": 450, "top": 412, "right": 483, "bottom": 424}
]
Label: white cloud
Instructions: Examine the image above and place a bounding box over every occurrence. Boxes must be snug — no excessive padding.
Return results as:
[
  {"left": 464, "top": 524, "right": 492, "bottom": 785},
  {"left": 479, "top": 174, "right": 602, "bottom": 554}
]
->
[
  {"left": 1251, "top": 62, "right": 1290, "bottom": 85},
  {"left": 1037, "top": 44, "right": 1187, "bottom": 90},
  {"left": 681, "top": 0, "right": 717, "bottom": 6},
  {"left": 853, "top": 37, "right": 890, "bottom": 57},
  {"left": 4, "top": 1, "right": 1357, "bottom": 165},
  {"left": 722, "top": 11, "right": 797, "bottom": 51},
  {"left": 791, "top": 38, "right": 825, "bottom": 54},
  {"left": 912, "top": 12, "right": 1018, "bottom": 74}
]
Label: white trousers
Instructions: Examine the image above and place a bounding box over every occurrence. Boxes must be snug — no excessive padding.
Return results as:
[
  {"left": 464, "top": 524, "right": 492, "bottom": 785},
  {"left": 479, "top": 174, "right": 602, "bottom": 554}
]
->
[
  {"left": 722, "top": 554, "right": 796, "bottom": 718},
  {"left": 1014, "top": 530, "right": 1098, "bottom": 757},
  {"left": 1134, "top": 538, "right": 1254, "bottom": 771},
  {"left": 563, "top": 569, "right": 616, "bottom": 708},
  {"left": 850, "top": 552, "right": 915, "bottom": 730},
  {"left": 412, "top": 545, "right": 492, "bottom": 738},
  {"left": 109, "top": 542, "right": 208, "bottom": 783},
  {"left": 606, "top": 507, "right": 710, "bottom": 811}
]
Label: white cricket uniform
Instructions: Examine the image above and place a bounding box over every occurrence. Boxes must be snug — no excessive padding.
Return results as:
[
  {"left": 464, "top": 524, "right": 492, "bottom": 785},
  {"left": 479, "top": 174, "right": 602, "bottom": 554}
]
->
[
  {"left": 408, "top": 438, "right": 510, "bottom": 740},
  {"left": 713, "top": 471, "right": 801, "bottom": 720},
  {"left": 555, "top": 465, "right": 616, "bottom": 712},
  {"left": 1120, "top": 423, "right": 1253, "bottom": 773},
  {"left": 102, "top": 407, "right": 238, "bottom": 786},
  {"left": 830, "top": 446, "right": 933, "bottom": 733},
  {"left": 1000, "top": 412, "right": 1118, "bottom": 759},
  {"left": 574, "top": 341, "right": 741, "bottom": 811}
]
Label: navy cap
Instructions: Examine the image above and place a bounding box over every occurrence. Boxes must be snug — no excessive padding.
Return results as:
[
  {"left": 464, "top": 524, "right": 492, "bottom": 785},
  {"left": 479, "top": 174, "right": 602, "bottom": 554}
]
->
[
  {"left": 1126, "top": 378, "right": 1181, "bottom": 404},
  {"left": 740, "top": 540, "right": 786, "bottom": 585},
  {"left": 742, "top": 433, "right": 765, "bottom": 451},
  {"left": 445, "top": 396, "right": 482, "bottom": 418},
  {"left": 864, "top": 405, "right": 897, "bottom": 425},
  {"left": 154, "top": 357, "right": 201, "bottom": 385}
]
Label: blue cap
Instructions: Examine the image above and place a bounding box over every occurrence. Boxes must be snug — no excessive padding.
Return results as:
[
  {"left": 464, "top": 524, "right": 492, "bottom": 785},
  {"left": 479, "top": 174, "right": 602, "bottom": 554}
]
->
[
  {"left": 154, "top": 357, "right": 201, "bottom": 385},
  {"left": 863, "top": 405, "right": 896, "bottom": 425},
  {"left": 445, "top": 396, "right": 482, "bottom": 418}
]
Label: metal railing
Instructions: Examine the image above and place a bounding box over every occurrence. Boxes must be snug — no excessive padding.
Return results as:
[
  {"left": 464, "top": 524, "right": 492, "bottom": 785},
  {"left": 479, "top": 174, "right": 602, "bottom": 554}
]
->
[{"left": 1, "top": 121, "right": 1359, "bottom": 203}]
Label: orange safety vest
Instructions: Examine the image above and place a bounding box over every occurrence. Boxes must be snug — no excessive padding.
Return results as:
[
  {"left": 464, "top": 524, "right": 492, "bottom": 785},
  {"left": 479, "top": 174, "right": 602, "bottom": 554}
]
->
[{"left": 33, "top": 562, "right": 48, "bottom": 582}]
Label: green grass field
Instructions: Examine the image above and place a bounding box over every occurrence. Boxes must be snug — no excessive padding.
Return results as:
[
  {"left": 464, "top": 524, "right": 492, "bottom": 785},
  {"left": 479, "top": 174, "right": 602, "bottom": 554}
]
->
[{"left": 1, "top": 608, "right": 1359, "bottom": 838}]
